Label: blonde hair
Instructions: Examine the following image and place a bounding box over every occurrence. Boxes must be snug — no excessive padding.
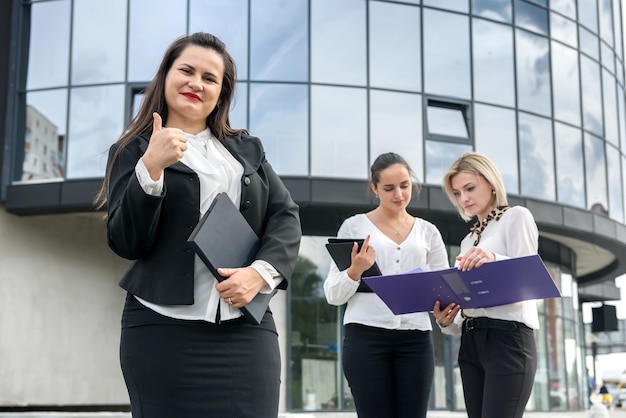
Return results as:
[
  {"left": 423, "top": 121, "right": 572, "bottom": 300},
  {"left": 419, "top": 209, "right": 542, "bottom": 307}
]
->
[{"left": 442, "top": 152, "right": 508, "bottom": 221}]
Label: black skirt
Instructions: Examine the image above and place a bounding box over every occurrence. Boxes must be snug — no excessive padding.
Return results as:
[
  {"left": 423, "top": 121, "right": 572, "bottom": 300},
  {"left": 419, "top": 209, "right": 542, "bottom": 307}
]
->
[{"left": 120, "top": 293, "right": 280, "bottom": 418}]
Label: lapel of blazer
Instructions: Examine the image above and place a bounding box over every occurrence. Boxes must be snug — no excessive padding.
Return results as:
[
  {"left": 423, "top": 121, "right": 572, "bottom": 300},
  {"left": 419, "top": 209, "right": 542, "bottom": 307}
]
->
[
  {"left": 222, "top": 133, "right": 263, "bottom": 176},
  {"left": 137, "top": 133, "right": 195, "bottom": 174}
]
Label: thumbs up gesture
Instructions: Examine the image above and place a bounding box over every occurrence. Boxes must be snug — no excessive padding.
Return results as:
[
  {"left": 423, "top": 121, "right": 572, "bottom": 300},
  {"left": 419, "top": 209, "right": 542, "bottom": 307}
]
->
[{"left": 141, "top": 113, "right": 188, "bottom": 180}]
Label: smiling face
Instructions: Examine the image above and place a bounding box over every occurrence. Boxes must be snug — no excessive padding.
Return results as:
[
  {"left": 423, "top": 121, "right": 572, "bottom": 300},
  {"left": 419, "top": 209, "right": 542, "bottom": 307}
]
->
[
  {"left": 371, "top": 163, "right": 413, "bottom": 214},
  {"left": 164, "top": 44, "right": 224, "bottom": 133},
  {"left": 450, "top": 170, "right": 496, "bottom": 221}
]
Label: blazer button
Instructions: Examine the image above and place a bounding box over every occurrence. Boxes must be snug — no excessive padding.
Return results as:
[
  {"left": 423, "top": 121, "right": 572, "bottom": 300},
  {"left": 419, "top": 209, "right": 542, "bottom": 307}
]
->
[
  {"left": 243, "top": 177, "right": 251, "bottom": 186},
  {"left": 243, "top": 200, "right": 251, "bottom": 209}
]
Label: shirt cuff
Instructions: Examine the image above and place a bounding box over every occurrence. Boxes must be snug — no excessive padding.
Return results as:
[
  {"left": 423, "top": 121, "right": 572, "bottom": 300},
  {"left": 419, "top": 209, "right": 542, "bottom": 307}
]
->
[
  {"left": 135, "top": 159, "right": 164, "bottom": 196},
  {"left": 250, "top": 260, "right": 284, "bottom": 294}
]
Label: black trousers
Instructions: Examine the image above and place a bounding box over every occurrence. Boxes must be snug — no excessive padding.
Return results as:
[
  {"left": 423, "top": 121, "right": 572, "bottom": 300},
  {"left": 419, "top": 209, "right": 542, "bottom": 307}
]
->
[
  {"left": 459, "top": 317, "right": 537, "bottom": 418},
  {"left": 120, "top": 294, "right": 280, "bottom": 418},
  {"left": 342, "top": 323, "right": 434, "bottom": 418}
]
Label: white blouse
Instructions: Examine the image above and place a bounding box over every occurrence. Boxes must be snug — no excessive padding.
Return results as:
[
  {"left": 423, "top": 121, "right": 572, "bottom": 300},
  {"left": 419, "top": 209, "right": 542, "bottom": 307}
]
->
[
  {"left": 133, "top": 128, "right": 282, "bottom": 323},
  {"left": 441, "top": 206, "right": 540, "bottom": 336},
  {"left": 324, "top": 213, "right": 450, "bottom": 331}
]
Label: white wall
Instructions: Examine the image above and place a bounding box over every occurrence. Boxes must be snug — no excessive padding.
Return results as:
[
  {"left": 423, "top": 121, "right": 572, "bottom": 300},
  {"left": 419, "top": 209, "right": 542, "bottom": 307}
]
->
[{"left": 0, "top": 206, "right": 290, "bottom": 410}]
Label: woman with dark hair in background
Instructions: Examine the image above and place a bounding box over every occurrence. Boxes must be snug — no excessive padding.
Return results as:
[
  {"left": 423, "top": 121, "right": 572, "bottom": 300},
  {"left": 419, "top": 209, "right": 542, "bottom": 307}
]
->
[{"left": 94, "top": 32, "right": 301, "bottom": 418}]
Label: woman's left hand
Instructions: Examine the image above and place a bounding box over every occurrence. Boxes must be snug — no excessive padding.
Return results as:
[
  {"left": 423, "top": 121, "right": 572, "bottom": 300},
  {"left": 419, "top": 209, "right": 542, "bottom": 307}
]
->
[
  {"left": 456, "top": 249, "right": 494, "bottom": 272},
  {"left": 215, "top": 267, "right": 265, "bottom": 308}
]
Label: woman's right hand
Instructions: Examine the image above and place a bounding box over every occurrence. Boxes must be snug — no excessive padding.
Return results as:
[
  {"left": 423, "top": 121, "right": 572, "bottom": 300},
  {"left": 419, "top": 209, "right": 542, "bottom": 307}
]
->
[
  {"left": 141, "top": 112, "right": 188, "bottom": 180},
  {"left": 346, "top": 235, "right": 377, "bottom": 281}
]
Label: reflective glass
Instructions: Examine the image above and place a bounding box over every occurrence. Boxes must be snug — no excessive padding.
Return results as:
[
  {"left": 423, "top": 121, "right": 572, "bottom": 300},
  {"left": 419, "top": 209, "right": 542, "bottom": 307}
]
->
[
  {"left": 550, "top": 12, "right": 578, "bottom": 48},
  {"left": 602, "top": 69, "right": 619, "bottom": 145},
  {"left": 515, "top": 30, "right": 551, "bottom": 117},
  {"left": 579, "top": 27, "right": 600, "bottom": 60},
  {"left": 66, "top": 85, "right": 125, "bottom": 179},
  {"left": 189, "top": 0, "right": 249, "bottom": 79},
  {"left": 231, "top": 82, "right": 248, "bottom": 131},
  {"left": 598, "top": 0, "right": 614, "bottom": 47},
  {"left": 249, "top": 83, "right": 308, "bottom": 176},
  {"left": 369, "top": 2, "right": 421, "bottom": 92},
  {"left": 311, "top": 0, "right": 365, "bottom": 85},
  {"left": 474, "top": 104, "right": 519, "bottom": 194},
  {"left": 601, "top": 42, "right": 616, "bottom": 73},
  {"left": 514, "top": 0, "right": 548, "bottom": 36},
  {"left": 71, "top": 0, "right": 126, "bottom": 85},
  {"left": 525, "top": 0, "right": 547, "bottom": 6},
  {"left": 551, "top": 42, "right": 581, "bottom": 127},
  {"left": 472, "top": 19, "right": 515, "bottom": 107},
  {"left": 128, "top": 0, "right": 187, "bottom": 82},
  {"left": 550, "top": 0, "right": 576, "bottom": 19},
  {"left": 584, "top": 133, "right": 608, "bottom": 212},
  {"left": 370, "top": 90, "right": 424, "bottom": 181},
  {"left": 427, "top": 106, "right": 469, "bottom": 139},
  {"left": 21, "top": 90, "right": 69, "bottom": 181},
  {"left": 617, "top": 60, "right": 624, "bottom": 85},
  {"left": 580, "top": 55, "right": 604, "bottom": 136},
  {"left": 519, "top": 112, "right": 555, "bottom": 200},
  {"left": 554, "top": 122, "right": 585, "bottom": 208},
  {"left": 423, "top": 0, "right": 469, "bottom": 13},
  {"left": 613, "top": 0, "right": 623, "bottom": 59},
  {"left": 471, "top": 0, "right": 512, "bottom": 23},
  {"left": 579, "top": 0, "right": 599, "bottom": 33},
  {"left": 26, "top": 0, "right": 71, "bottom": 89},
  {"left": 423, "top": 10, "right": 471, "bottom": 99},
  {"left": 618, "top": 83, "right": 626, "bottom": 150},
  {"left": 606, "top": 145, "right": 624, "bottom": 222},
  {"left": 425, "top": 141, "right": 472, "bottom": 185},
  {"left": 250, "top": 0, "right": 308, "bottom": 82},
  {"left": 311, "top": 86, "right": 367, "bottom": 178},
  {"left": 623, "top": 156, "right": 626, "bottom": 218}
]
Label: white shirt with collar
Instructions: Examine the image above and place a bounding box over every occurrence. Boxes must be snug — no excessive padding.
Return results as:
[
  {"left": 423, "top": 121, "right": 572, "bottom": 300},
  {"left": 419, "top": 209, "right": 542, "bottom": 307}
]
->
[{"left": 133, "top": 128, "right": 282, "bottom": 323}]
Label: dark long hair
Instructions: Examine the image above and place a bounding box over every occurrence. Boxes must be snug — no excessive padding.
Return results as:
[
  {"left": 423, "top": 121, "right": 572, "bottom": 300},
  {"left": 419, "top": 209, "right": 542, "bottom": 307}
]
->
[
  {"left": 370, "top": 152, "right": 421, "bottom": 194},
  {"left": 94, "top": 32, "right": 244, "bottom": 210}
]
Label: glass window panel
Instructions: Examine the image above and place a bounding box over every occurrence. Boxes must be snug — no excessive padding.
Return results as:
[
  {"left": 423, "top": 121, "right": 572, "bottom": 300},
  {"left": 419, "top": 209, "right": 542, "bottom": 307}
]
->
[
  {"left": 584, "top": 133, "right": 608, "bottom": 212},
  {"left": 472, "top": 0, "right": 512, "bottom": 23},
  {"left": 249, "top": 83, "right": 308, "bottom": 176},
  {"left": 423, "top": 10, "right": 471, "bottom": 99},
  {"left": 311, "top": 86, "right": 367, "bottom": 178},
  {"left": 26, "top": 0, "right": 71, "bottom": 89},
  {"left": 425, "top": 141, "right": 472, "bottom": 185},
  {"left": 623, "top": 156, "right": 626, "bottom": 218},
  {"left": 519, "top": 112, "right": 555, "bottom": 200},
  {"left": 579, "top": 27, "right": 600, "bottom": 60},
  {"left": 618, "top": 82, "right": 626, "bottom": 150},
  {"left": 21, "top": 90, "right": 68, "bottom": 182},
  {"left": 71, "top": 0, "right": 126, "bottom": 85},
  {"left": 231, "top": 82, "right": 248, "bottom": 131},
  {"left": 601, "top": 42, "right": 616, "bottom": 73},
  {"left": 515, "top": 30, "right": 552, "bottom": 117},
  {"left": 579, "top": 0, "right": 599, "bottom": 33},
  {"left": 311, "top": 0, "right": 365, "bottom": 85},
  {"left": 606, "top": 145, "right": 624, "bottom": 222},
  {"left": 580, "top": 55, "right": 604, "bottom": 136},
  {"left": 427, "top": 105, "right": 469, "bottom": 139},
  {"left": 423, "top": 0, "right": 469, "bottom": 13},
  {"left": 473, "top": 19, "right": 515, "bottom": 106},
  {"left": 525, "top": 0, "right": 547, "bottom": 6},
  {"left": 66, "top": 85, "right": 125, "bottom": 179},
  {"left": 189, "top": 0, "right": 249, "bottom": 79},
  {"left": 554, "top": 122, "right": 585, "bottom": 208},
  {"left": 474, "top": 104, "right": 518, "bottom": 194},
  {"left": 613, "top": 0, "right": 623, "bottom": 60},
  {"left": 370, "top": 90, "right": 424, "bottom": 182},
  {"left": 369, "top": 2, "right": 420, "bottom": 92},
  {"left": 551, "top": 42, "right": 581, "bottom": 127},
  {"left": 128, "top": 0, "right": 187, "bottom": 82},
  {"left": 515, "top": 0, "right": 548, "bottom": 35},
  {"left": 550, "top": 0, "right": 576, "bottom": 19},
  {"left": 617, "top": 60, "right": 624, "bottom": 85},
  {"left": 550, "top": 12, "right": 578, "bottom": 48},
  {"left": 250, "top": 0, "right": 308, "bottom": 82},
  {"left": 598, "top": 0, "right": 614, "bottom": 47},
  {"left": 602, "top": 70, "right": 619, "bottom": 145}
]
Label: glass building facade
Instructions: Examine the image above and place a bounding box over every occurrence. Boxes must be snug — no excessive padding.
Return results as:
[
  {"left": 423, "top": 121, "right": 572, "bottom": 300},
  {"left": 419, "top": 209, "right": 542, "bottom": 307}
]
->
[{"left": 3, "top": 0, "right": 626, "bottom": 413}]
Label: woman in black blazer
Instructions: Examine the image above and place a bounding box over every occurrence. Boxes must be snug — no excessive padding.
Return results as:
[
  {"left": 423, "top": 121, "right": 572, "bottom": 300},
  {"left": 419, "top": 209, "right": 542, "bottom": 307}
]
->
[{"left": 94, "top": 32, "right": 301, "bottom": 418}]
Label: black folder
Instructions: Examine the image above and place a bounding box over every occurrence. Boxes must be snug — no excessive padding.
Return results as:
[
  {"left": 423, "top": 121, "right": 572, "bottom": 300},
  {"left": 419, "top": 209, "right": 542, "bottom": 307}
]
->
[
  {"left": 187, "top": 192, "right": 274, "bottom": 324},
  {"left": 325, "top": 239, "right": 382, "bottom": 292}
]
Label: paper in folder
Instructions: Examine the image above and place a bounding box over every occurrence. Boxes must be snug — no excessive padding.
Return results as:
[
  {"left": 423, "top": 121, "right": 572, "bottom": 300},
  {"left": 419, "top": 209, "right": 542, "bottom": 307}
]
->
[
  {"left": 362, "top": 255, "right": 561, "bottom": 314},
  {"left": 187, "top": 192, "right": 274, "bottom": 325}
]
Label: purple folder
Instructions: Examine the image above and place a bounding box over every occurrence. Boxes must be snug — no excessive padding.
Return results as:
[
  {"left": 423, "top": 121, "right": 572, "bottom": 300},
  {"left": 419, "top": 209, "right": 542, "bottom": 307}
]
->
[{"left": 362, "top": 254, "right": 561, "bottom": 314}]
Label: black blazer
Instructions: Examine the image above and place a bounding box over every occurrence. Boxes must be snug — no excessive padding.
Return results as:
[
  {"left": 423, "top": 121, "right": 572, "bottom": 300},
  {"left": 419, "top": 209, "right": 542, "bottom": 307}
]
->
[{"left": 105, "top": 131, "right": 302, "bottom": 305}]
